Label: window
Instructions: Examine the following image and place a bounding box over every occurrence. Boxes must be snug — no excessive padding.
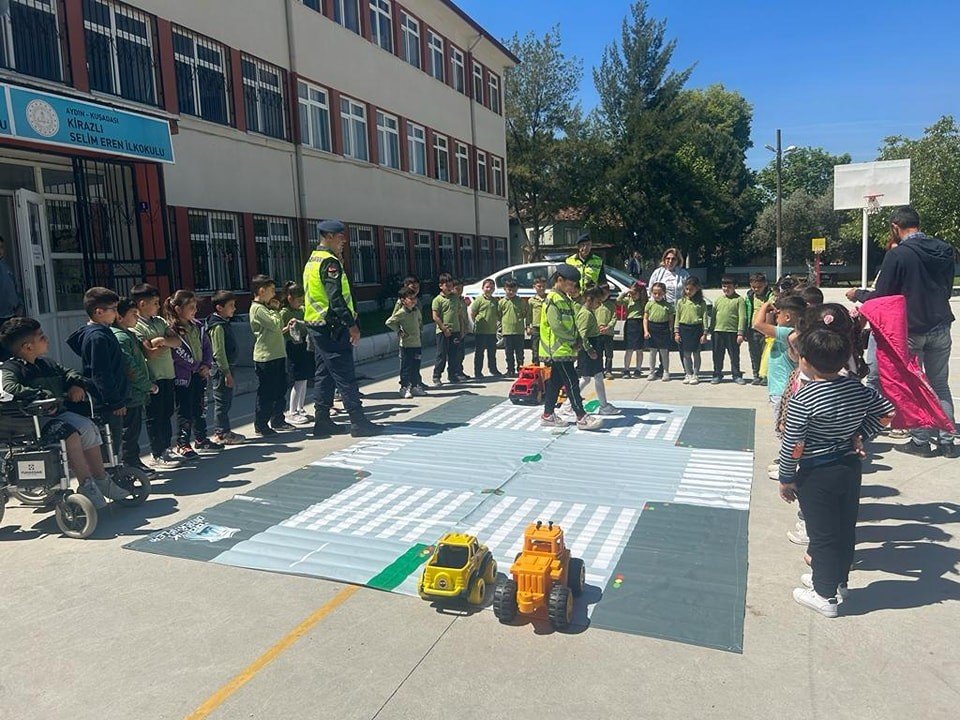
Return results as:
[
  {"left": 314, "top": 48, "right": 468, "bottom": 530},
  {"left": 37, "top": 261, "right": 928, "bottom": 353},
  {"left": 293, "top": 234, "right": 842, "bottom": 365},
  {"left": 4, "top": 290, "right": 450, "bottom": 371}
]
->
[
  {"left": 433, "top": 134, "right": 449, "bottom": 182},
  {"left": 438, "top": 233, "right": 455, "bottom": 274},
  {"left": 189, "top": 210, "right": 245, "bottom": 292},
  {"left": 427, "top": 31, "right": 444, "bottom": 82},
  {"left": 479, "top": 236, "right": 492, "bottom": 277},
  {"left": 83, "top": 0, "right": 157, "bottom": 105},
  {"left": 254, "top": 216, "right": 300, "bottom": 283},
  {"left": 400, "top": 13, "right": 420, "bottom": 69},
  {"left": 349, "top": 225, "right": 378, "bottom": 285},
  {"left": 456, "top": 143, "right": 470, "bottom": 188},
  {"left": 298, "top": 81, "right": 332, "bottom": 152},
  {"left": 173, "top": 27, "right": 231, "bottom": 125},
  {"left": 369, "top": 0, "right": 392, "bottom": 53},
  {"left": 450, "top": 46, "right": 465, "bottom": 93},
  {"left": 414, "top": 231, "right": 434, "bottom": 281},
  {"left": 492, "top": 156, "right": 504, "bottom": 197},
  {"left": 340, "top": 96, "right": 368, "bottom": 161},
  {"left": 333, "top": 0, "right": 361, "bottom": 34},
  {"left": 377, "top": 111, "right": 400, "bottom": 169},
  {"left": 495, "top": 238, "right": 507, "bottom": 269},
  {"left": 302, "top": 0, "right": 322, "bottom": 10},
  {"left": 459, "top": 235, "right": 474, "bottom": 280},
  {"left": 0, "top": 0, "right": 63, "bottom": 82},
  {"left": 476, "top": 151, "right": 488, "bottom": 193},
  {"left": 472, "top": 61, "right": 484, "bottom": 104},
  {"left": 489, "top": 73, "right": 501, "bottom": 114},
  {"left": 407, "top": 122, "right": 426, "bottom": 176},
  {"left": 385, "top": 228, "right": 406, "bottom": 279},
  {"left": 242, "top": 55, "right": 287, "bottom": 139}
]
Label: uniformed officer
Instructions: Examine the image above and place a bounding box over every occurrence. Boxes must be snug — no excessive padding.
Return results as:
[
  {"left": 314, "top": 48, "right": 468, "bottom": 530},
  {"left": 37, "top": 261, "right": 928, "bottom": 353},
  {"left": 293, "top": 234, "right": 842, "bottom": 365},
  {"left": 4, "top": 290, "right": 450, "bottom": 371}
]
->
[
  {"left": 565, "top": 233, "right": 606, "bottom": 292},
  {"left": 303, "top": 220, "right": 382, "bottom": 438}
]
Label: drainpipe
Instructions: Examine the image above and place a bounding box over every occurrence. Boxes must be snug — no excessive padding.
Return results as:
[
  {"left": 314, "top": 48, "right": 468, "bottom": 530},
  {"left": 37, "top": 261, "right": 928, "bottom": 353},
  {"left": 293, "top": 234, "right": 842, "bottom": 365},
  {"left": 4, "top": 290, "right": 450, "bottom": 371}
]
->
[
  {"left": 284, "top": 0, "right": 308, "bottom": 246},
  {"left": 467, "top": 35, "right": 483, "bottom": 244}
]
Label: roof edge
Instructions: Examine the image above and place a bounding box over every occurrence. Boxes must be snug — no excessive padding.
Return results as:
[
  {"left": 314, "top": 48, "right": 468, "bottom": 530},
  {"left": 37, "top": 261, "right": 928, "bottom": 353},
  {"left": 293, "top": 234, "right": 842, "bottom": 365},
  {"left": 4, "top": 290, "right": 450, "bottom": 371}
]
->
[{"left": 440, "top": 0, "right": 521, "bottom": 66}]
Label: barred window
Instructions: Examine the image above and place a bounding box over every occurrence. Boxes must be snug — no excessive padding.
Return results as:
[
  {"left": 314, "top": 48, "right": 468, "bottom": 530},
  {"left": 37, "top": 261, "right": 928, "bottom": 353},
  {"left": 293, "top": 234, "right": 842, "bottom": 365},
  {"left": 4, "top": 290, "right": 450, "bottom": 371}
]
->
[
  {"left": 476, "top": 151, "right": 488, "bottom": 193},
  {"left": 433, "top": 134, "right": 449, "bottom": 182},
  {"left": 414, "top": 231, "right": 434, "bottom": 282},
  {"left": 0, "top": 0, "right": 64, "bottom": 82},
  {"left": 369, "top": 0, "right": 392, "bottom": 53},
  {"left": 400, "top": 13, "right": 420, "bottom": 69},
  {"left": 173, "top": 27, "right": 231, "bottom": 125},
  {"left": 333, "top": 0, "right": 361, "bottom": 34},
  {"left": 456, "top": 142, "right": 470, "bottom": 188},
  {"left": 385, "top": 228, "right": 406, "bottom": 279},
  {"left": 438, "top": 233, "right": 454, "bottom": 275},
  {"left": 459, "top": 235, "right": 474, "bottom": 280},
  {"left": 189, "top": 210, "right": 245, "bottom": 292},
  {"left": 349, "top": 224, "right": 378, "bottom": 285},
  {"left": 298, "top": 80, "right": 332, "bottom": 152},
  {"left": 242, "top": 55, "right": 287, "bottom": 140},
  {"left": 407, "top": 122, "right": 426, "bottom": 176},
  {"left": 427, "top": 31, "right": 444, "bottom": 82},
  {"left": 450, "top": 46, "right": 465, "bottom": 93},
  {"left": 254, "top": 215, "right": 300, "bottom": 284},
  {"left": 340, "top": 96, "right": 368, "bottom": 161},
  {"left": 377, "top": 111, "right": 400, "bottom": 170},
  {"left": 83, "top": 0, "right": 158, "bottom": 105}
]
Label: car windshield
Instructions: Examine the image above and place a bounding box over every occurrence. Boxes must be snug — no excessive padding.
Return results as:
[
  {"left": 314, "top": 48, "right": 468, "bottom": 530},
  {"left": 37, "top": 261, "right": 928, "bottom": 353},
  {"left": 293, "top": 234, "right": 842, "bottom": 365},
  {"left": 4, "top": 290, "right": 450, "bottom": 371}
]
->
[
  {"left": 500, "top": 265, "right": 558, "bottom": 289},
  {"left": 605, "top": 266, "right": 637, "bottom": 288}
]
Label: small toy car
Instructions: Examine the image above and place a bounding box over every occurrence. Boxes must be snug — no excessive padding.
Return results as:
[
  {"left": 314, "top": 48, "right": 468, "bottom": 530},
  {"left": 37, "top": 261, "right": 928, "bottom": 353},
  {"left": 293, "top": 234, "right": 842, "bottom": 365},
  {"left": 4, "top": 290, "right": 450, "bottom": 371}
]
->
[
  {"left": 419, "top": 532, "right": 497, "bottom": 605},
  {"left": 509, "top": 365, "right": 548, "bottom": 405},
  {"left": 493, "top": 520, "right": 585, "bottom": 630}
]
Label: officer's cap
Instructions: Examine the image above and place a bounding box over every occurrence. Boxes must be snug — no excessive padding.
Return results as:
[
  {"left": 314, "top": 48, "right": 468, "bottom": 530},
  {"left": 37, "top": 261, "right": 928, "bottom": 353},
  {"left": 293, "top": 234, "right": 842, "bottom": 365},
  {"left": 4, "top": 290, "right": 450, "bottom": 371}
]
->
[
  {"left": 576, "top": 233, "right": 591, "bottom": 245},
  {"left": 556, "top": 264, "right": 581, "bottom": 282},
  {"left": 317, "top": 219, "right": 346, "bottom": 235}
]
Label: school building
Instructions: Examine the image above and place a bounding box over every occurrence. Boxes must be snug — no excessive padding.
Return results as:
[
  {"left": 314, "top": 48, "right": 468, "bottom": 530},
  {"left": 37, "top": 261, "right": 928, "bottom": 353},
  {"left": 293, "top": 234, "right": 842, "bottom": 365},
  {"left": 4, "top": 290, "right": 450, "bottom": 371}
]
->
[{"left": 0, "top": 0, "right": 516, "bottom": 360}]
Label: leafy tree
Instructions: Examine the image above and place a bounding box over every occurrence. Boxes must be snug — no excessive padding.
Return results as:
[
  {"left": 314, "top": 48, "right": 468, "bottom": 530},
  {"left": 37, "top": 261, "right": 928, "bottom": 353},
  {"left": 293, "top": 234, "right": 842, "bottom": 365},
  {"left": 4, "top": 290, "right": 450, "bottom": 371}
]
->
[
  {"left": 756, "top": 147, "right": 852, "bottom": 203},
  {"left": 504, "top": 28, "right": 583, "bottom": 260},
  {"left": 746, "top": 188, "right": 843, "bottom": 264}
]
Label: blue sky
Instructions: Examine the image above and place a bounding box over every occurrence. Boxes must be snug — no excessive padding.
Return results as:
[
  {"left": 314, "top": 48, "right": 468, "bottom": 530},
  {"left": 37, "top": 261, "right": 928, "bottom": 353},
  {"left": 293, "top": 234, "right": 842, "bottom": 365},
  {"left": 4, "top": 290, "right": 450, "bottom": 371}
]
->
[{"left": 460, "top": 0, "right": 960, "bottom": 169}]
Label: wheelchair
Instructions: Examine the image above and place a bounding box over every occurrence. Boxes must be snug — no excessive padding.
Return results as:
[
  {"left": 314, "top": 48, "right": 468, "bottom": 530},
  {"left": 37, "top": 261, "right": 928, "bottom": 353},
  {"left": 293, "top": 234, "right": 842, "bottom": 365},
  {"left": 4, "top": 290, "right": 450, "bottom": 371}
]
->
[{"left": 0, "top": 398, "right": 151, "bottom": 539}]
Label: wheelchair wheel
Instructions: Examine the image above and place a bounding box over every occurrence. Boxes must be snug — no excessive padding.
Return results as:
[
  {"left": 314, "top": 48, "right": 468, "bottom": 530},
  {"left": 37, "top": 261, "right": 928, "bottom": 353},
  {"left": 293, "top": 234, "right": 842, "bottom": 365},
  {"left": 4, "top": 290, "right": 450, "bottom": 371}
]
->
[
  {"left": 55, "top": 494, "right": 97, "bottom": 539},
  {"left": 11, "top": 486, "right": 56, "bottom": 507},
  {"left": 111, "top": 466, "right": 151, "bottom": 507}
]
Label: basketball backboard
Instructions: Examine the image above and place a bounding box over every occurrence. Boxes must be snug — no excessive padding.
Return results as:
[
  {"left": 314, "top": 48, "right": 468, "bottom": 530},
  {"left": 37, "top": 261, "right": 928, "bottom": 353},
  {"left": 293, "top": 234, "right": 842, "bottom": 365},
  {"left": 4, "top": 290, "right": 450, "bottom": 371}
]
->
[{"left": 834, "top": 159, "right": 911, "bottom": 210}]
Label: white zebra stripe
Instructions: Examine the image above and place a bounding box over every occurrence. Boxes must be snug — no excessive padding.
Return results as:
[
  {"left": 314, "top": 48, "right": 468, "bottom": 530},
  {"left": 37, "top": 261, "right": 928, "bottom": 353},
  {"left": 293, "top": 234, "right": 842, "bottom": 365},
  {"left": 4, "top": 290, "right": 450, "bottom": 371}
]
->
[
  {"left": 282, "top": 480, "right": 373, "bottom": 528},
  {"left": 329, "top": 484, "right": 411, "bottom": 534},
  {"left": 305, "top": 483, "right": 393, "bottom": 531},
  {"left": 377, "top": 489, "right": 451, "bottom": 539},
  {"left": 592, "top": 507, "right": 638, "bottom": 570},
  {"left": 485, "top": 497, "right": 539, "bottom": 550},
  {"left": 464, "top": 496, "right": 518, "bottom": 537},
  {"left": 506, "top": 500, "right": 563, "bottom": 558},
  {"left": 569, "top": 506, "right": 610, "bottom": 558},
  {"left": 399, "top": 491, "right": 474, "bottom": 543}
]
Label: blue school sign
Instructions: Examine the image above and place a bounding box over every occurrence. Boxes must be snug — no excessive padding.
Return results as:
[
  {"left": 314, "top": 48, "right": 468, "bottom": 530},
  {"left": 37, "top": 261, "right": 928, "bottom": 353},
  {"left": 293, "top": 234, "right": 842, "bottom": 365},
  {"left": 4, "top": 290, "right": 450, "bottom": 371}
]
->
[{"left": 0, "top": 83, "right": 174, "bottom": 164}]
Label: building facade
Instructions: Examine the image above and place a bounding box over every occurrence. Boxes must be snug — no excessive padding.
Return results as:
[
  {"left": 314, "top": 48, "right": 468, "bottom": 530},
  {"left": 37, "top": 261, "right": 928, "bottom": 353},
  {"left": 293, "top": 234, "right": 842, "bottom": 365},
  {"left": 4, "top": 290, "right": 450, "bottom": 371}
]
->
[{"left": 0, "top": 0, "right": 515, "bottom": 359}]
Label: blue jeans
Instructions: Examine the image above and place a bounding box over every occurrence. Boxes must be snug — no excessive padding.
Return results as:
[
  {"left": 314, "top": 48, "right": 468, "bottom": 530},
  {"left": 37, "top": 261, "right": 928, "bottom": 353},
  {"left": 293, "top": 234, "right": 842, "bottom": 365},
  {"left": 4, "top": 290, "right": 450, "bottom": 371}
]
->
[
  {"left": 908, "top": 326, "right": 956, "bottom": 446},
  {"left": 211, "top": 370, "right": 233, "bottom": 435}
]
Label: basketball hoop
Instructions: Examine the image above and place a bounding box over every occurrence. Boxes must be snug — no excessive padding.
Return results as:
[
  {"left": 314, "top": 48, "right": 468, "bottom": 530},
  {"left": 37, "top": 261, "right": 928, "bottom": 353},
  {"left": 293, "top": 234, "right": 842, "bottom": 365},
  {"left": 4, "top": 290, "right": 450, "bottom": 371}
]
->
[{"left": 865, "top": 193, "right": 884, "bottom": 215}]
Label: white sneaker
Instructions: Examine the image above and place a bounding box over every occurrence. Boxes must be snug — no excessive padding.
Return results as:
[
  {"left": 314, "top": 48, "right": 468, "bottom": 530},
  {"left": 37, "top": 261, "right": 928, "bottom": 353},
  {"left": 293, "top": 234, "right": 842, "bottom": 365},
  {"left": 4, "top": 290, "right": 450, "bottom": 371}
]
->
[
  {"left": 411, "top": 385, "right": 427, "bottom": 397},
  {"left": 597, "top": 403, "right": 620, "bottom": 416},
  {"left": 577, "top": 415, "right": 604, "bottom": 431},
  {"left": 689, "top": 376, "right": 699, "bottom": 385},
  {"left": 79, "top": 479, "right": 108, "bottom": 509},
  {"left": 150, "top": 454, "right": 180, "bottom": 470},
  {"left": 792, "top": 587, "right": 838, "bottom": 618},
  {"left": 403, "top": 387, "right": 414, "bottom": 399},
  {"left": 768, "top": 467, "right": 779, "bottom": 481},
  {"left": 557, "top": 405, "right": 577, "bottom": 422},
  {"left": 682, "top": 376, "right": 691, "bottom": 385},
  {"left": 661, "top": 375, "right": 671, "bottom": 382},
  {"left": 161, "top": 449, "right": 183, "bottom": 465},
  {"left": 646, "top": 374, "right": 657, "bottom": 382},
  {"left": 288, "top": 412, "right": 313, "bottom": 427},
  {"left": 787, "top": 524, "right": 809, "bottom": 545},
  {"left": 801, "top": 573, "right": 849, "bottom": 603},
  {"left": 540, "top": 414, "right": 569, "bottom": 428},
  {"left": 767, "top": 463, "right": 779, "bottom": 473}
]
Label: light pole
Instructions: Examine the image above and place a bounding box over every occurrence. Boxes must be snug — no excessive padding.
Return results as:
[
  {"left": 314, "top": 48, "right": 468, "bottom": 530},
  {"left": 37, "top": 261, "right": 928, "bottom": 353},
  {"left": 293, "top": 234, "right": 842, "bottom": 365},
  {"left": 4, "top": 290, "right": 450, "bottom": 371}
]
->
[{"left": 765, "top": 130, "right": 797, "bottom": 282}]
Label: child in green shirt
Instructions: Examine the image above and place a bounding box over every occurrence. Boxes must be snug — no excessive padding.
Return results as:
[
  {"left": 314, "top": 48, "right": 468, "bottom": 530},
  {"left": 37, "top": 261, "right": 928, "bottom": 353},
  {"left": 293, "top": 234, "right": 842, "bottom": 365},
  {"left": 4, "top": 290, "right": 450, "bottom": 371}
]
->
[
  {"left": 575, "top": 287, "right": 618, "bottom": 415},
  {"left": 113, "top": 297, "right": 157, "bottom": 476},
  {"left": 644, "top": 282, "right": 675, "bottom": 381},
  {"left": 673, "top": 277, "right": 709, "bottom": 384},
  {"left": 470, "top": 278, "right": 501, "bottom": 378},
  {"left": 386, "top": 287, "right": 425, "bottom": 398},
  {"left": 711, "top": 276, "right": 748, "bottom": 384},
  {"left": 527, "top": 275, "right": 547, "bottom": 365},
  {"left": 618, "top": 281, "right": 648, "bottom": 378},
  {"left": 279, "top": 282, "right": 314, "bottom": 426},
  {"left": 249, "top": 274, "right": 295, "bottom": 435},
  {"left": 431, "top": 273, "right": 463, "bottom": 386},
  {"left": 499, "top": 280, "right": 527, "bottom": 375},
  {"left": 595, "top": 284, "right": 617, "bottom": 378}
]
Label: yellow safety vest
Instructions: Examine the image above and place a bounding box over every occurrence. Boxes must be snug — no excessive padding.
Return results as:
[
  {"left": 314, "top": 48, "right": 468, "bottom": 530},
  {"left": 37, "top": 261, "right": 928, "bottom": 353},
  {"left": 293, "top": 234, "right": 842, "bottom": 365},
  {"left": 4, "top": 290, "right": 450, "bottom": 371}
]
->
[
  {"left": 565, "top": 253, "right": 603, "bottom": 290},
  {"left": 539, "top": 290, "right": 577, "bottom": 360},
  {"left": 302, "top": 248, "right": 355, "bottom": 324}
]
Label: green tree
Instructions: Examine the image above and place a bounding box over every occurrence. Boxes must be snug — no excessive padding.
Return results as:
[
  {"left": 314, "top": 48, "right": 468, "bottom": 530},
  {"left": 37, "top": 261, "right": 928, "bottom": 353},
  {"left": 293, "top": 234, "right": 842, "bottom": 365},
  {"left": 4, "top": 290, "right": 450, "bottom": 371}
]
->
[
  {"left": 504, "top": 28, "right": 583, "bottom": 260},
  {"left": 746, "top": 188, "right": 843, "bottom": 264},
  {"left": 756, "top": 147, "right": 852, "bottom": 202}
]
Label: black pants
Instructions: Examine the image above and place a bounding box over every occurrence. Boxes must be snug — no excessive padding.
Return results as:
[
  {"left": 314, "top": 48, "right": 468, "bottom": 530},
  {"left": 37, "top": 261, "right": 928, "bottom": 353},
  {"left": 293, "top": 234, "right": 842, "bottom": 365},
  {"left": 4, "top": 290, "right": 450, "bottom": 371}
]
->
[
  {"left": 598, "top": 335, "right": 614, "bottom": 373},
  {"left": 530, "top": 330, "right": 540, "bottom": 365},
  {"left": 211, "top": 370, "right": 233, "bottom": 435},
  {"left": 433, "top": 333, "right": 460, "bottom": 382},
  {"left": 748, "top": 329, "right": 766, "bottom": 378},
  {"left": 175, "top": 375, "right": 209, "bottom": 445},
  {"left": 503, "top": 334, "right": 524, "bottom": 373},
  {"left": 144, "top": 378, "right": 174, "bottom": 458},
  {"left": 310, "top": 325, "right": 364, "bottom": 420},
  {"left": 399, "top": 346, "right": 423, "bottom": 388},
  {"left": 254, "top": 358, "right": 287, "bottom": 429},
  {"left": 121, "top": 405, "right": 143, "bottom": 466},
  {"left": 474, "top": 334, "right": 499, "bottom": 376},
  {"left": 543, "top": 360, "right": 584, "bottom": 418},
  {"left": 797, "top": 455, "right": 862, "bottom": 598},
  {"left": 712, "top": 331, "right": 742, "bottom": 379}
]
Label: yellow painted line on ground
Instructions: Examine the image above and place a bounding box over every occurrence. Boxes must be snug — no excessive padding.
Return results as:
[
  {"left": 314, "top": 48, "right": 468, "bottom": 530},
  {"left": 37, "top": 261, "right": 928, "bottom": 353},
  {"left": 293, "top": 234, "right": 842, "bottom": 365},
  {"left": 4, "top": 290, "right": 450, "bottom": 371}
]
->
[{"left": 185, "top": 585, "right": 359, "bottom": 720}]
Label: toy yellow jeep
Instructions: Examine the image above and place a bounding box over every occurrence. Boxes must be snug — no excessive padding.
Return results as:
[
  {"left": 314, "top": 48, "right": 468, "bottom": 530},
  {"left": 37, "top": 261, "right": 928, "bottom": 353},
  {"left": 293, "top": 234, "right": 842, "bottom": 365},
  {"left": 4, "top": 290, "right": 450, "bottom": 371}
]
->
[
  {"left": 419, "top": 533, "right": 497, "bottom": 604},
  {"left": 493, "top": 520, "right": 585, "bottom": 630}
]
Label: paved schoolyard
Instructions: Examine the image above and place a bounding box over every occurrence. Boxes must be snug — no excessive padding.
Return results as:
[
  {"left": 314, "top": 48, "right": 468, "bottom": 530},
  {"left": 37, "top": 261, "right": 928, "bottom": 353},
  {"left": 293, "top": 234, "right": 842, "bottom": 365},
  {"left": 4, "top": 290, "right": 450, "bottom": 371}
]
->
[{"left": 1, "top": 292, "right": 958, "bottom": 720}]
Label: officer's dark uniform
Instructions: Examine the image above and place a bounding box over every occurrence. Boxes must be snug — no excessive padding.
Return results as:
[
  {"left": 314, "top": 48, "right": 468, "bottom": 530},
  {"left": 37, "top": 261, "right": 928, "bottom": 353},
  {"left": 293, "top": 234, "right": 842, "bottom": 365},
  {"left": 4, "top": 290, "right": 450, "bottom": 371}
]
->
[{"left": 303, "top": 220, "right": 381, "bottom": 437}]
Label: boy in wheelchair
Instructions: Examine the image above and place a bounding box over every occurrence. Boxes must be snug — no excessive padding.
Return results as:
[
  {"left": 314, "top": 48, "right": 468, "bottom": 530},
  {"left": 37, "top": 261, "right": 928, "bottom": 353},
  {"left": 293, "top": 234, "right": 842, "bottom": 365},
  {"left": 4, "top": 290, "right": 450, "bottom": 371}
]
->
[{"left": 0, "top": 318, "right": 129, "bottom": 508}]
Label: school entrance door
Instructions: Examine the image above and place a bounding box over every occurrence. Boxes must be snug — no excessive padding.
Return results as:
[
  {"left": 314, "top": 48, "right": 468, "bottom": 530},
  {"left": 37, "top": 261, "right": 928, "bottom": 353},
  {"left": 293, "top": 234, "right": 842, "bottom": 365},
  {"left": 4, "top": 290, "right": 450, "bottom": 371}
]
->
[{"left": 14, "top": 189, "right": 60, "bottom": 355}]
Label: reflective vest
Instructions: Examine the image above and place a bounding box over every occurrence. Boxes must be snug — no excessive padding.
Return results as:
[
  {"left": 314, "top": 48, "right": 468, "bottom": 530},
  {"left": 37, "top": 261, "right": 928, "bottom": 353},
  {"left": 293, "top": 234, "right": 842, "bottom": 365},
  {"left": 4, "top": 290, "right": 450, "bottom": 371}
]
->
[
  {"left": 302, "top": 248, "right": 355, "bottom": 324},
  {"left": 539, "top": 290, "right": 577, "bottom": 360},
  {"left": 566, "top": 253, "right": 603, "bottom": 289}
]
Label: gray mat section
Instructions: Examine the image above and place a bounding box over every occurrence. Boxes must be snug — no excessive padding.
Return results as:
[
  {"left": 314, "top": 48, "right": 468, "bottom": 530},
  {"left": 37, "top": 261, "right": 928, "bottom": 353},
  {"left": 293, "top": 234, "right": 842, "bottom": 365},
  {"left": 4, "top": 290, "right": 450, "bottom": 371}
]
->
[
  {"left": 589, "top": 501, "right": 749, "bottom": 653},
  {"left": 676, "top": 406, "right": 756, "bottom": 452}
]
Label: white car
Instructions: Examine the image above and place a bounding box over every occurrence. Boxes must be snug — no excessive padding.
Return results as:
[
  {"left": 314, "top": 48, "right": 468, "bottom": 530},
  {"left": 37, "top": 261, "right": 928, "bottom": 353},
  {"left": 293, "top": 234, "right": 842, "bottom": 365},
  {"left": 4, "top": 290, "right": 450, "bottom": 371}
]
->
[{"left": 462, "top": 261, "right": 637, "bottom": 342}]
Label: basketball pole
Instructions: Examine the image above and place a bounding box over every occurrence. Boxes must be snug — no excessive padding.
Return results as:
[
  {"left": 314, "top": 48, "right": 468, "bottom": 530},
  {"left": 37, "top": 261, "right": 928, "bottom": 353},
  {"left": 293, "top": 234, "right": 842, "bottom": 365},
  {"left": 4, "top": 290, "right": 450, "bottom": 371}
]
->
[{"left": 861, "top": 207, "right": 869, "bottom": 289}]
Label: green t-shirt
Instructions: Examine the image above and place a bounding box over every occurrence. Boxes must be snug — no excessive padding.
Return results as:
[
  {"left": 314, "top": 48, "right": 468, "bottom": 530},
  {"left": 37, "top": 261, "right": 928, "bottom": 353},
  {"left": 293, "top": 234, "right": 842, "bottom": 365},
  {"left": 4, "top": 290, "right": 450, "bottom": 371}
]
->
[
  {"left": 712, "top": 294, "right": 747, "bottom": 334},
  {"left": 645, "top": 299, "right": 673, "bottom": 323},
  {"left": 575, "top": 303, "right": 600, "bottom": 339},
  {"left": 593, "top": 300, "right": 616, "bottom": 336},
  {"left": 431, "top": 293, "right": 461, "bottom": 334},
  {"left": 675, "top": 297, "right": 709, "bottom": 328},
  {"left": 499, "top": 296, "right": 527, "bottom": 335},
  {"left": 471, "top": 295, "right": 499, "bottom": 335},
  {"left": 618, "top": 293, "right": 646, "bottom": 319},
  {"left": 249, "top": 301, "right": 286, "bottom": 362},
  {"left": 529, "top": 294, "right": 546, "bottom": 330},
  {"left": 385, "top": 303, "right": 423, "bottom": 348},
  {"left": 133, "top": 315, "right": 175, "bottom": 381}
]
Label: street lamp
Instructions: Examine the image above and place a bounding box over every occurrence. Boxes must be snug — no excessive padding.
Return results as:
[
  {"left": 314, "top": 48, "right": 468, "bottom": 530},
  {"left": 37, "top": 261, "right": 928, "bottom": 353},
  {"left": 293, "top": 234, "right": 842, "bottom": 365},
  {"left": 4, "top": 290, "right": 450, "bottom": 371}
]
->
[{"left": 765, "top": 129, "right": 797, "bottom": 282}]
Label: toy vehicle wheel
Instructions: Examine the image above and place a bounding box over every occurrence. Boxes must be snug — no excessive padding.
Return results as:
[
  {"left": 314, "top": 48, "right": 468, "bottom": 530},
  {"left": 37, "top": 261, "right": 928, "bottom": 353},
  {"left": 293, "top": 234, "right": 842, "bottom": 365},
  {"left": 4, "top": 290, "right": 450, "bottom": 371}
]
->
[
  {"left": 110, "top": 466, "right": 151, "bottom": 507},
  {"left": 568, "top": 558, "right": 586, "bottom": 597},
  {"left": 481, "top": 553, "right": 497, "bottom": 585},
  {"left": 55, "top": 493, "right": 97, "bottom": 539},
  {"left": 548, "top": 584, "right": 573, "bottom": 630},
  {"left": 466, "top": 575, "right": 485, "bottom": 605},
  {"left": 11, "top": 486, "right": 56, "bottom": 507},
  {"left": 510, "top": 397, "right": 521, "bottom": 406},
  {"left": 493, "top": 579, "right": 518, "bottom": 623}
]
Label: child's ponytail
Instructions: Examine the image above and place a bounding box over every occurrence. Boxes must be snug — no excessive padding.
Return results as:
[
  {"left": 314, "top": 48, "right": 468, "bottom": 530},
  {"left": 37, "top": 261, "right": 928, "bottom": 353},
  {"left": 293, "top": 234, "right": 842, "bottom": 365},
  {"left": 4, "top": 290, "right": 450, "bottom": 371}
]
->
[{"left": 163, "top": 289, "right": 196, "bottom": 336}]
